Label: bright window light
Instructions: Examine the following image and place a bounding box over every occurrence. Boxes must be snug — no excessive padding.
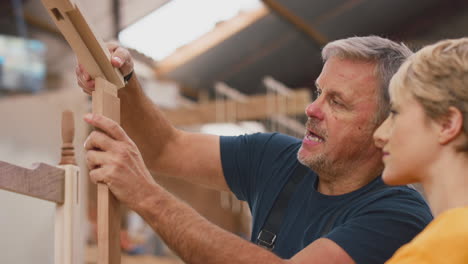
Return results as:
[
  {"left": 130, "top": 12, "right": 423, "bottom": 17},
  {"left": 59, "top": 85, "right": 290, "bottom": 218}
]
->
[{"left": 119, "top": 0, "right": 262, "bottom": 61}]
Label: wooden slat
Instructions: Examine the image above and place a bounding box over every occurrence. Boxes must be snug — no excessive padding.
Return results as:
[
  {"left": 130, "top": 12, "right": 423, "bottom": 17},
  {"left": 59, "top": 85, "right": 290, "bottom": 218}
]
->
[
  {"left": 40, "top": 0, "right": 125, "bottom": 88},
  {"left": 162, "top": 89, "right": 311, "bottom": 126},
  {"left": 93, "top": 77, "right": 121, "bottom": 264},
  {"left": 0, "top": 161, "right": 65, "bottom": 204}
]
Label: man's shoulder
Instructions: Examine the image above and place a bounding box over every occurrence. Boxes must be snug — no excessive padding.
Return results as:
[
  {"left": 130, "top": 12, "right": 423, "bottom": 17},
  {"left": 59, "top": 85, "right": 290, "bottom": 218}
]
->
[
  {"left": 221, "top": 132, "right": 301, "bottom": 144},
  {"left": 356, "top": 182, "right": 432, "bottom": 217},
  {"left": 220, "top": 132, "right": 302, "bottom": 159}
]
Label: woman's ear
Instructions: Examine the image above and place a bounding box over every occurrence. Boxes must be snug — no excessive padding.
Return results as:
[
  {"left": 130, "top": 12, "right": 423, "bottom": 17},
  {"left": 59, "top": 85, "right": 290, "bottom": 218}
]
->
[{"left": 439, "top": 106, "right": 464, "bottom": 145}]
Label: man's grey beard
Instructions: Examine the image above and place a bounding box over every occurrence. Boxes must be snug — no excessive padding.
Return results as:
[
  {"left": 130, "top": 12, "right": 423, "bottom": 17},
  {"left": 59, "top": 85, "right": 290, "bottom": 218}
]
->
[{"left": 297, "top": 146, "right": 341, "bottom": 180}]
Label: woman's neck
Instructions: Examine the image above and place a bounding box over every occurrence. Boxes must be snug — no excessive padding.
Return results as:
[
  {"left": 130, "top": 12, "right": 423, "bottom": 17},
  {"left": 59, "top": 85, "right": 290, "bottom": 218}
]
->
[{"left": 422, "top": 151, "right": 468, "bottom": 217}]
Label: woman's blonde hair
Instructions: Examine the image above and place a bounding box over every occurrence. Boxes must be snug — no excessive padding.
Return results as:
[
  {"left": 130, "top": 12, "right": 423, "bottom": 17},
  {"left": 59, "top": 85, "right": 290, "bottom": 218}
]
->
[{"left": 390, "top": 38, "right": 468, "bottom": 151}]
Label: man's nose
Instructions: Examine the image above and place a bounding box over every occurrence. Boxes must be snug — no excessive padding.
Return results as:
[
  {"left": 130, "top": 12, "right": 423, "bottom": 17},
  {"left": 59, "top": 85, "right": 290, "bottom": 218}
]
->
[{"left": 305, "top": 99, "right": 324, "bottom": 120}]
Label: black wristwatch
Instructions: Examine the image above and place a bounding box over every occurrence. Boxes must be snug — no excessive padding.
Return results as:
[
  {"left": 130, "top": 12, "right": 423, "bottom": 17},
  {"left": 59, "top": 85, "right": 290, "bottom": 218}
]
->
[{"left": 124, "top": 70, "right": 134, "bottom": 84}]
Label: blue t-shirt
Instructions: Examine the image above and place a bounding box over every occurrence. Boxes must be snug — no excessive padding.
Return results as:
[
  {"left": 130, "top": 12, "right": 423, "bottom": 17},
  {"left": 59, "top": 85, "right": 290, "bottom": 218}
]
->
[{"left": 220, "top": 133, "right": 433, "bottom": 264}]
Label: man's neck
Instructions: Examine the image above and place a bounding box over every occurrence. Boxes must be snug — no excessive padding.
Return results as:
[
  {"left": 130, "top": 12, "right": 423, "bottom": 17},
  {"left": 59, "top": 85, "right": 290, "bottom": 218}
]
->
[{"left": 316, "top": 162, "right": 383, "bottom": 196}]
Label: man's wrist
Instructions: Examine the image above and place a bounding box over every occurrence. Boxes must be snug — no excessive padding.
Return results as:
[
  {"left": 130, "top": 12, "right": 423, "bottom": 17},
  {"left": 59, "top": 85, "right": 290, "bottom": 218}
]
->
[
  {"left": 135, "top": 183, "right": 165, "bottom": 217},
  {"left": 123, "top": 70, "right": 134, "bottom": 84}
]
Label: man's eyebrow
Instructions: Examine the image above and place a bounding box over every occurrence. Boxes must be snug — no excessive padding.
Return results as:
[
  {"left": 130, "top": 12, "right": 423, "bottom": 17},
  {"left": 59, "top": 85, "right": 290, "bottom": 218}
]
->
[{"left": 315, "top": 81, "right": 346, "bottom": 100}]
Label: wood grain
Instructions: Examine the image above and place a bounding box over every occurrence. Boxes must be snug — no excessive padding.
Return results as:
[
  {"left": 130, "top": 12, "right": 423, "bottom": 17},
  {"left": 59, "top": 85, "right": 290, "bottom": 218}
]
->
[
  {"left": 93, "top": 77, "right": 121, "bottom": 264},
  {"left": 55, "top": 165, "right": 81, "bottom": 264},
  {"left": 40, "top": 0, "right": 125, "bottom": 88},
  {"left": 60, "top": 110, "right": 77, "bottom": 165},
  {"left": 0, "top": 161, "right": 65, "bottom": 204}
]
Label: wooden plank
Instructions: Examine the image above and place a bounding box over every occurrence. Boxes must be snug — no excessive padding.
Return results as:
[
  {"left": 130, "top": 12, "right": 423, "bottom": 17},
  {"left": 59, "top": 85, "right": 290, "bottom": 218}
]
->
[
  {"left": 0, "top": 161, "right": 65, "bottom": 204},
  {"left": 155, "top": 6, "right": 269, "bottom": 77},
  {"left": 163, "top": 89, "right": 311, "bottom": 126},
  {"left": 40, "top": 0, "right": 125, "bottom": 88},
  {"left": 55, "top": 164, "right": 81, "bottom": 264},
  {"left": 93, "top": 77, "right": 121, "bottom": 264}
]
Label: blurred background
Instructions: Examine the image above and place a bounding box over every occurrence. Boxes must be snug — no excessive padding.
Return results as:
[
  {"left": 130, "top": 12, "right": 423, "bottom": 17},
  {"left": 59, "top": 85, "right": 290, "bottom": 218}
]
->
[{"left": 0, "top": 0, "right": 467, "bottom": 263}]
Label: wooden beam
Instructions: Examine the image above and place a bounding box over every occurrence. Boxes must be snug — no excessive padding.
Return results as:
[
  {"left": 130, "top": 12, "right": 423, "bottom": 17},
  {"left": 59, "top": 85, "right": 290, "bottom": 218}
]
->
[
  {"left": 162, "top": 89, "right": 311, "bottom": 126},
  {"left": 270, "top": 114, "right": 305, "bottom": 135},
  {"left": 155, "top": 6, "right": 269, "bottom": 77},
  {"left": 262, "top": 0, "right": 328, "bottom": 46},
  {"left": 0, "top": 161, "right": 65, "bottom": 204},
  {"left": 93, "top": 77, "right": 121, "bottom": 264},
  {"left": 40, "top": 0, "right": 125, "bottom": 88}
]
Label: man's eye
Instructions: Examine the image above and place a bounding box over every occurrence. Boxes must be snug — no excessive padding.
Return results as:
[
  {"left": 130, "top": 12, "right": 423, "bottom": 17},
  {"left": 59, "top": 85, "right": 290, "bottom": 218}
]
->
[
  {"left": 314, "top": 89, "right": 322, "bottom": 99},
  {"left": 330, "top": 98, "right": 341, "bottom": 106}
]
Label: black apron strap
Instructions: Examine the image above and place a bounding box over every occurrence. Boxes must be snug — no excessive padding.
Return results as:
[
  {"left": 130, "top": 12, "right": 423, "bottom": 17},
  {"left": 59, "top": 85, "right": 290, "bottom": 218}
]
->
[{"left": 256, "top": 163, "right": 309, "bottom": 250}]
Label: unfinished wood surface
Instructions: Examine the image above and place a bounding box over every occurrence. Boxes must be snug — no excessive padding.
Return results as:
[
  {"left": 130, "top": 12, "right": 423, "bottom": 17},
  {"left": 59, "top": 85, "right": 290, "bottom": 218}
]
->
[
  {"left": 40, "top": 0, "right": 125, "bottom": 88},
  {"left": 60, "top": 110, "right": 77, "bottom": 165},
  {"left": 0, "top": 161, "right": 65, "bottom": 204},
  {"left": 93, "top": 77, "right": 121, "bottom": 264},
  {"left": 163, "top": 88, "right": 311, "bottom": 126},
  {"left": 55, "top": 164, "right": 81, "bottom": 264}
]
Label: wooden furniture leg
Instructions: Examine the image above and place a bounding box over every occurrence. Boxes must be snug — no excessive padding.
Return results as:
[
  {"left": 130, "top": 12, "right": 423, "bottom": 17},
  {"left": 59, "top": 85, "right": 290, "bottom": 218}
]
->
[{"left": 55, "top": 110, "right": 82, "bottom": 264}]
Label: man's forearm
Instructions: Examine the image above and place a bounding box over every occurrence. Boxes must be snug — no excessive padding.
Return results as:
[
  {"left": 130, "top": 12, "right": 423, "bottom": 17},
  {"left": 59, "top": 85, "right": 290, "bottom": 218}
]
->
[
  {"left": 118, "top": 75, "right": 178, "bottom": 171},
  {"left": 136, "top": 184, "right": 286, "bottom": 264}
]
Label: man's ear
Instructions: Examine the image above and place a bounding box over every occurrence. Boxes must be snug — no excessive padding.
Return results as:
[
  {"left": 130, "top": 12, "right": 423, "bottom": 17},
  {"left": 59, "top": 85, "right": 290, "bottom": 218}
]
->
[{"left": 439, "top": 106, "right": 464, "bottom": 145}]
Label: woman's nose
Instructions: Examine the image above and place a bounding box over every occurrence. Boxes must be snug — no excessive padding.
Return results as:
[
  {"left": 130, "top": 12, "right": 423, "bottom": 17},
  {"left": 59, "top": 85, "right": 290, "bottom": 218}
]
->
[{"left": 373, "top": 118, "right": 390, "bottom": 149}]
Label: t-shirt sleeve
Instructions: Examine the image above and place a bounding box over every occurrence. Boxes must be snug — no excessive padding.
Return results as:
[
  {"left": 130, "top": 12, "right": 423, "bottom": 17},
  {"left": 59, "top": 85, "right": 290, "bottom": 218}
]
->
[
  {"left": 324, "top": 189, "right": 433, "bottom": 264},
  {"left": 220, "top": 133, "right": 300, "bottom": 205}
]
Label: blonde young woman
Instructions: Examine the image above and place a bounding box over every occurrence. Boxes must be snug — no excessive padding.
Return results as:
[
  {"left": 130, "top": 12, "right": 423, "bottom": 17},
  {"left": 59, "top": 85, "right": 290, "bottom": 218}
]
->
[{"left": 374, "top": 38, "right": 468, "bottom": 263}]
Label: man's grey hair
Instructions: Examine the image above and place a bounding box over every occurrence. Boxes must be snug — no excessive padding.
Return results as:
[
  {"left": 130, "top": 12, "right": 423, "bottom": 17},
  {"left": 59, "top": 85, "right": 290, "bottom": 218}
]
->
[{"left": 322, "top": 36, "right": 413, "bottom": 124}]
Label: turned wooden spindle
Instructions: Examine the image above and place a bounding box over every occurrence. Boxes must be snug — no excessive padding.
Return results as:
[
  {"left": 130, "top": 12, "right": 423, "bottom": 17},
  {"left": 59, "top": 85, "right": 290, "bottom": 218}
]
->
[{"left": 59, "top": 110, "right": 76, "bottom": 165}]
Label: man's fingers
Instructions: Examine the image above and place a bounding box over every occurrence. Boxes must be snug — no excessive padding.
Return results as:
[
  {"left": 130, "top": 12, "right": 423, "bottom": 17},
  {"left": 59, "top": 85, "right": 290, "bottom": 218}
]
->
[
  {"left": 89, "top": 167, "right": 108, "bottom": 184},
  {"left": 76, "top": 63, "right": 95, "bottom": 91},
  {"left": 86, "top": 150, "right": 111, "bottom": 170},
  {"left": 84, "top": 114, "right": 127, "bottom": 141},
  {"left": 110, "top": 46, "right": 133, "bottom": 76},
  {"left": 84, "top": 130, "right": 116, "bottom": 151}
]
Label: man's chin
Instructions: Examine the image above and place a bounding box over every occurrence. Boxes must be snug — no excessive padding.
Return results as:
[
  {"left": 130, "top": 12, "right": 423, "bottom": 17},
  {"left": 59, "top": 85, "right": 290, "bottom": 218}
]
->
[{"left": 297, "top": 148, "right": 322, "bottom": 169}]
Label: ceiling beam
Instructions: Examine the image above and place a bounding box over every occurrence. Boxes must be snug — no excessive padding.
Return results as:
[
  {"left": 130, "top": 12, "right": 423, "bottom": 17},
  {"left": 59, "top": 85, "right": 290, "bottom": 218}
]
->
[
  {"left": 161, "top": 88, "right": 310, "bottom": 126},
  {"left": 262, "top": 0, "right": 328, "bottom": 47},
  {"left": 155, "top": 6, "right": 269, "bottom": 77}
]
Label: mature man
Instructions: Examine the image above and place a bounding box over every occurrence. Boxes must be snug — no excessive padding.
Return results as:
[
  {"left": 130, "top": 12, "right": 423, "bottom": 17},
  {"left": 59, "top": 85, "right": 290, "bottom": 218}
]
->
[{"left": 79, "top": 36, "right": 432, "bottom": 264}]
